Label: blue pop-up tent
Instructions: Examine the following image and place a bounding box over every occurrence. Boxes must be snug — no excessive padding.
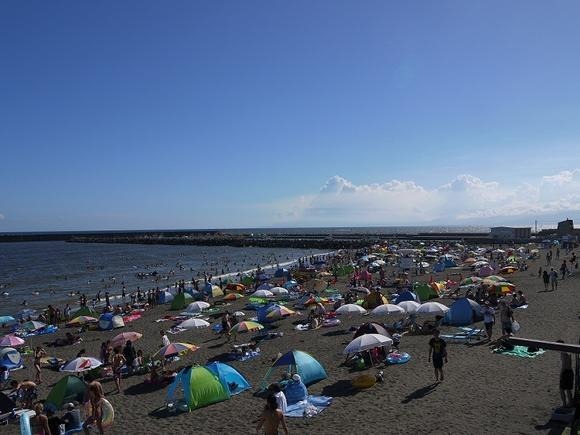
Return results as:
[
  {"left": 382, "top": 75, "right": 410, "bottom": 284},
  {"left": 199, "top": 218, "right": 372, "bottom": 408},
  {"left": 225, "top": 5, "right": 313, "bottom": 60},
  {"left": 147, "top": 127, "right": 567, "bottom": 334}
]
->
[
  {"left": 444, "top": 298, "right": 483, "bottom": 326},
  {"left": 260, "top": 350, "right": 327, "bottom": 389}
]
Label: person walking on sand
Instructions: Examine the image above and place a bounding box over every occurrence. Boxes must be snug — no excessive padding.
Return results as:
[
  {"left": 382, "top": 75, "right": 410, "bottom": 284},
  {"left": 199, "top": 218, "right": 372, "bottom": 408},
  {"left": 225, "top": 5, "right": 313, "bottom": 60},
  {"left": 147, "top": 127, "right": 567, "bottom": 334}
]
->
[
  {"left": 542, "top": 270, "right": 550, "bottom": 291},
  {"left": 482, "top": 301, "right": 495, "bottom": 341},
  {"left": 256, "top": 394, "right": 289, "bottom": 435},
  {"left": 556, "top": 340, "right": 574, "bottom": 408},
  {"left": 428, "top": 329, "right": 448, "bottom": 382},
  {"left": 549, "top": 268, "right": 558, "bottom": 291},
  {"left": 498, "top": 301, "right": 515, "bottom": 337},
  {"left": 111, "top": 347, "right": 126, "bottom": 394}
]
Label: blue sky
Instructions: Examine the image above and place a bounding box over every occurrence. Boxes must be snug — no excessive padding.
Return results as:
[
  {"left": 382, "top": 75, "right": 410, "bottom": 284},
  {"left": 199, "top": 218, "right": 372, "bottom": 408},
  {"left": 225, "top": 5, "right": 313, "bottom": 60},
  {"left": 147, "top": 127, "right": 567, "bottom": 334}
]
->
[{"left": 2, "top": 1, "right": 580, "bottom": 231}]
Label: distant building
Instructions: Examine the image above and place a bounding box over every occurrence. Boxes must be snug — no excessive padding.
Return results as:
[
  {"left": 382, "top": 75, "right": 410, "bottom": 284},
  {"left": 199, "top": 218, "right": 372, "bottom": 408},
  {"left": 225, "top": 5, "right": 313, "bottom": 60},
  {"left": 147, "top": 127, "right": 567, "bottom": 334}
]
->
[
  {"left": 557, "top": 219, "right": 574, "bottom": 236},
  {"left": 489, "top": 226, "right": 531, "bottom": 240}
]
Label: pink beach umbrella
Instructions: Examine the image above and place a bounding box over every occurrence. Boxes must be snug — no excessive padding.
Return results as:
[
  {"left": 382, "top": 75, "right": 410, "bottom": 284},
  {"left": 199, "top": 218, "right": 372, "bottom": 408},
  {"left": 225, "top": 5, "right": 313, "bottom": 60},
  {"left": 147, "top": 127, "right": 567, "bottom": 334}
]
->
[
  {"left": 0, "top": 334, "right": 25, "bottom": 347},
  {"left": 110, "top": 331, "right": 143, "bottom": 348}
]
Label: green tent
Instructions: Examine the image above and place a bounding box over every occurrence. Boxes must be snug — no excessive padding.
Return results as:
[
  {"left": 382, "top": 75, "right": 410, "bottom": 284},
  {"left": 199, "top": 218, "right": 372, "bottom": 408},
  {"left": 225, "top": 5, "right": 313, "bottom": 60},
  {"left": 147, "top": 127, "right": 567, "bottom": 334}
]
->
[
  {"left": 171, "top": 292, "right": 193, "bottom": 311},
  {"left": 240, "top": 276, "right": 254, "bottom": 286},
  {"left": 71, "top": 306, "right": 96, "bottom": 318},
  {"left": 167, "top": 366, "right": 230, "bottom": 410},
  {"left": 45, "top": 375, "right": 87, "bottom": 410},
  {"left": 413, "top": 282, "right": 438, "bottom": 302}
]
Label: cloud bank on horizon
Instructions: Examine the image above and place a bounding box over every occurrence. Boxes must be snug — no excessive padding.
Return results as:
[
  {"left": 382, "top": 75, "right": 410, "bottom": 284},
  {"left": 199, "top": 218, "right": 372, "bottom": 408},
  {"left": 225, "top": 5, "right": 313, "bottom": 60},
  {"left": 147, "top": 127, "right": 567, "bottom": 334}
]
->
[{"left": 268, "top": 169, "right": 580, "bottom": 227}]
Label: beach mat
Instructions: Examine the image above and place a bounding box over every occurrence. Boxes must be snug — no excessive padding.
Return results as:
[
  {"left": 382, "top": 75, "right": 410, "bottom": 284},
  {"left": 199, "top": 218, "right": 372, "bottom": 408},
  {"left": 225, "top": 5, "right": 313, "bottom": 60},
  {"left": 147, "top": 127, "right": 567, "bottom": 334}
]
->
[
  {"left": 493, "top": 345, "right": 545, "bottom": 358},
  {"left": 284, "top": 395, "right": 332, "bottom": 418}
]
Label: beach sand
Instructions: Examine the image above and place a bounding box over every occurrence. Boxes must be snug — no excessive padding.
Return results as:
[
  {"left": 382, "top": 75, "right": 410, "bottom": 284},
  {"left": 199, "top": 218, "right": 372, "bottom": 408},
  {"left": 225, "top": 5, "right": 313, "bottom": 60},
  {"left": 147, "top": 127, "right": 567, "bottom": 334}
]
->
[{"left": 4, "top": 252, "right": 579, "bottom": 434}]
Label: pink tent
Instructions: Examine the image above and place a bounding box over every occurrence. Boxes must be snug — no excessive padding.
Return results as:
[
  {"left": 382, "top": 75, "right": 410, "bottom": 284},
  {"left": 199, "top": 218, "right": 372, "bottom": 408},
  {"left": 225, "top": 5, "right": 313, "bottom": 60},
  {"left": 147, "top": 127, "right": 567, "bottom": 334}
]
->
[{"left": 478, "top": 265, "right": 495, "bottom": 277}]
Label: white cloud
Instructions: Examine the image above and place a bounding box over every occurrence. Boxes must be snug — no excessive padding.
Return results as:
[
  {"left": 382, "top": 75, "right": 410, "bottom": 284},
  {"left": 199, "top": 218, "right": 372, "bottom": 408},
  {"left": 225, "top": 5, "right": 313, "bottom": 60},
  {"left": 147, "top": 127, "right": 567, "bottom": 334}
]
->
[
  {"left": 542, "top": 169, "right": 580, "bottom": 186},
  {"left": 262, "top": 170, "right": 580, "bottom": 226}
]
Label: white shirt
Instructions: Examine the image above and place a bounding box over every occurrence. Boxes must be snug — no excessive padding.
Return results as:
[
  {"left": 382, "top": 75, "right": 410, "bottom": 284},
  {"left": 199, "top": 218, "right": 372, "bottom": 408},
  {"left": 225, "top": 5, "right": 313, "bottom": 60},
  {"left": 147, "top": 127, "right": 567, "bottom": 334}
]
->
[
  {"left": 161, "top": 334, "right": 170, "bottom": 347},
  {"left": 274, "top": 391, "right": 287, "bottom": 413}
]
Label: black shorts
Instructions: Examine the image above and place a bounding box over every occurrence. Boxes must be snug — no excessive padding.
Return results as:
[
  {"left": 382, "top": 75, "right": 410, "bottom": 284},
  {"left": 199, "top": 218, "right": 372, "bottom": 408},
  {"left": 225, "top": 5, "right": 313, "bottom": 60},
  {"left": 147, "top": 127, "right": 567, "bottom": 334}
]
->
[
  {"left": 502, "top": 322, "right": 512, "bottom": 335},
  {"left": 432, "top": 354, "right": 444, "bottom": 369},
  {"left": 560, "top": 369, "right": 574, "bottom": 390},
  {"left": 484, "top": 322, "right": 494, "bottom": 333}
]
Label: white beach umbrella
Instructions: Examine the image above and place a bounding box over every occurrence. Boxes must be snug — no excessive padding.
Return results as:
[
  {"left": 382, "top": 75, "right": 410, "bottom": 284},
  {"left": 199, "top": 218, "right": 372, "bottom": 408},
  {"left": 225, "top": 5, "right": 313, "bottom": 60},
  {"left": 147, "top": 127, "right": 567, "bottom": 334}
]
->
[
  {"left": 396, "top": 301, "right": 421, "bottom": 314},
  {"left": 186, "top": 301, "right": 210, "bottom": 313},
  {"left": 352, "top": 286, "right": 370, "bottom": 294},
  {"left": 416, "top": 302, "right": 450, "bottom": 316},
  {"left": 270, "top": 287, "right": 289, "bottom": 295},
  {"left": 251, "top": 290, "right": 274, "bottom": 298},
  {"left": 60, "top": 357, "right": 102, "bottom": 373},
  {"left": 343, "top": 334, "right": 393, "bottom": 354},
  {"left": 336, "top": 304, "right": 367, "bottom": 315},
  {"left": 233, "top": 311, "right": 246, "bottom": 318},
  {"left": 178, "top": 318, "right": 210, "bottom": 329},
  {"left": 371, "top": 304, "right": 405, "bottom": 316}
]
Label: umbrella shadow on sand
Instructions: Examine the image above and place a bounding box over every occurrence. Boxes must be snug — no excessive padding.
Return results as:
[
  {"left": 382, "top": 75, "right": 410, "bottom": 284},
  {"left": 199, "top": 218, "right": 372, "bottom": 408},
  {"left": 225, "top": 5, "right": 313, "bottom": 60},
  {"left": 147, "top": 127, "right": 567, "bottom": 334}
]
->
[
  {"left": 124, "top": 381, "right": 167, "bottom": 396},
  {"left": 401, "top": 383, "right": 438, "bottom": 404},
  {"left": 322, "top": 330, "right": 351, "bottom": 337}
]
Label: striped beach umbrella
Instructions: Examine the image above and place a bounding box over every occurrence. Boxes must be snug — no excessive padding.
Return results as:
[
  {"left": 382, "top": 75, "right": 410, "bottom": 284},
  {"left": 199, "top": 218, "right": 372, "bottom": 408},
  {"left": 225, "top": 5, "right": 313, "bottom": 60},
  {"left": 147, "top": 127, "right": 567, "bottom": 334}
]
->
[
  {"left": 154, "top": 342, "right": 199, "bottom": 358},
  {"left": 460, "top": 277, "right": 482, "bottom": 286},
  {"left": 111, "top": 331, "right": 143, "bottom": 348},
  {"left": 177, "top": 318, "right": 210, "bottom": 329},
  {"left": 266, "top": 306, "right": 295, "bottom": 320},
  {"left": 231, "top": 321, "right": 264, "bottom": 334},
  {"left": 68, "top": 316, "right": 98, "bottom": 325},
  {"left": 223, "top": 293, "right": 244, "bottom": 301},
  {"left": 60, "top": 357, "right": 102, "bottom": 373}
]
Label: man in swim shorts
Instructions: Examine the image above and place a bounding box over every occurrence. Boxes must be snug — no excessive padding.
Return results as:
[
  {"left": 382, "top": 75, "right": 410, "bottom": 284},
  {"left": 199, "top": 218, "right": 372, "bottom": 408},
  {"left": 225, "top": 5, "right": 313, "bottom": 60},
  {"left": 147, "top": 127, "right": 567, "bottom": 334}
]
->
[{"left": 428, "top": 329, "right": 448, "bottom": 382}]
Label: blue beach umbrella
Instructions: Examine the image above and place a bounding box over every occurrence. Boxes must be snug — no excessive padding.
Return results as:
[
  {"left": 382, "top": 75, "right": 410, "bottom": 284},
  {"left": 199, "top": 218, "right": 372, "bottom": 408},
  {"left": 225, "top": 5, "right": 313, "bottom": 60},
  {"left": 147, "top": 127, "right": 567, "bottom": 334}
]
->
[{"left": 0, "top": 316, "right": 16, "bottom": 325}]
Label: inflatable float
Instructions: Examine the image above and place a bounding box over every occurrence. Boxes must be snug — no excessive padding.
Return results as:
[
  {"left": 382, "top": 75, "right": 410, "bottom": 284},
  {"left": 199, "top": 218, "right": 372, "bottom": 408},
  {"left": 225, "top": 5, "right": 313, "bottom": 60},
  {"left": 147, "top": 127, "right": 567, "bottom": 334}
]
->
[
  {"left": 386, "top": 352, "right": 411, "bottom": 365},
  {"left": 351, "top": 374, "right": 376, "bottom": 389}
]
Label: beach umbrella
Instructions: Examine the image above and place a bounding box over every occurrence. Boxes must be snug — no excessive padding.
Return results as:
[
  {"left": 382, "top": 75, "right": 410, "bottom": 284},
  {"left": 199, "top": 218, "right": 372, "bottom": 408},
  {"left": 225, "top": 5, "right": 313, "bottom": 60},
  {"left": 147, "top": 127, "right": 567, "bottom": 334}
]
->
[
  {"left": 303, "top": 296, "right": 328, "bottom": 306},
  {"left": 283, "top": 280, "right": 298, "bottom": 289},
  {"left": 60, "top": 357, "right": 102, "bottom": 373},
  {"left": 177, "top": 318, "right": 210, "bottom": 329},
  {"left": 460, "top": 277, "right": 482, "bottom": 286},
  {"left": 270, "top": 287, "right": 289, "bottom": 295},
  {"left": 251, "top": 290, "right": 274, "bottom": 298},
  {"left": 231, "top": 321, "right": 264, "bottom": 334},
  {"left": 371, "top": 304, "right": 405, "bottom": 316},
  {"left": 499, "top": 266, "right": 518, "bottom": 275},
  {"left": 396, "top": 301, "right": 421, "bottom": 314},
  {"left": 265, "top": 306, "right": 295, "bottom": 320},
  {"left": 110, "top": 331, "right": 143, "bottom": 348},
  {"left": 233, "top": 311, "right": 246, "bottom": 318},
  {"left": 486, "top": 275, "right": 507, "bottom": 282},
  {"left": 186, "top": 301, "right": 210, "bottom": 313},
  {"left": 463, "top": 258, "right": 477, "bottom": 265},
  {"left": 223, "top": 293, "right": 244, "bottom": 301},
  {"left": 335, "top": 304, "right": 367, "bottom": 315},
  {"left": 353, "top": 286, "right": 370, "bottom": 294},
  {"left": 22, "top": 320, "right": 46, "bottom": 331},
  {"left": 67, "top": 316, "right": 98, "bottom": 326},
  {"left": 0, "top": 334, "right": 25, "bottom": 347},
  {"left": 155, "top": 342, "right": 199, "bottom": 358},
  {"left": 416, "top": 302, "right": 450, "bottom": 316},
  {"left": 343, "top": 334, "right": 393, "bottom": 354},
  {"left": 0, "top": 316, "right": 16, "bottom": 325}
]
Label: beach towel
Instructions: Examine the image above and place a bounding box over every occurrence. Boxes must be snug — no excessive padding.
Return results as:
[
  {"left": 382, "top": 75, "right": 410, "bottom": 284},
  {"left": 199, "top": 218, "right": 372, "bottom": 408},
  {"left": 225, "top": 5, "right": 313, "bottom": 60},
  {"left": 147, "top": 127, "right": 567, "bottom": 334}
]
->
[
  {"left": 492, "top": 345, "right": 545, "bottom": 358},
  {"left": 123, "top": 313, "right": 142, "bottom": 323},
  {"left": 284, "top": 396, "right": 333, "bottom": 418},
  {"left": 22, "top": 325, "right": 59, "bottom": 338}
]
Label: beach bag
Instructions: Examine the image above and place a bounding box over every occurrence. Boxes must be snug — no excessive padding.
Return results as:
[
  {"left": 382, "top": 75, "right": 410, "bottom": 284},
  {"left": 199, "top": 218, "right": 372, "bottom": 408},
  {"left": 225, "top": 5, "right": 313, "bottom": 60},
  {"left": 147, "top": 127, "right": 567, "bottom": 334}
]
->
[{"left": 511, "top": 321, "right": 521, "bottom": 333}]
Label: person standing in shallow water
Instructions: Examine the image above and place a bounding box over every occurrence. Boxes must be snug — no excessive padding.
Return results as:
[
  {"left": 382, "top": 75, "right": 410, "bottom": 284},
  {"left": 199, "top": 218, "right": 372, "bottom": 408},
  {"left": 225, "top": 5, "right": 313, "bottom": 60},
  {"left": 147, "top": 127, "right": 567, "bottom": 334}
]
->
[{"left": 428, "top": 329, "right": 448, "bottom": 382}]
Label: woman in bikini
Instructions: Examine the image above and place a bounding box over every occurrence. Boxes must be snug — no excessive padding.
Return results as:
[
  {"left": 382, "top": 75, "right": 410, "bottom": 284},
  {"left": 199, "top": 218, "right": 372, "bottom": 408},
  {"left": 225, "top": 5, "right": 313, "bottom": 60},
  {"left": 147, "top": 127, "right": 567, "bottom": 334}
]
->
[
  {"left": 111, "top": 347, "right": 126, "bottom": 394},
  {"left": 30, "top": 402, "right": 51, "bottom": 435},
  {"left": 33, "top": 346, "right": 46, "bottom": 384}
]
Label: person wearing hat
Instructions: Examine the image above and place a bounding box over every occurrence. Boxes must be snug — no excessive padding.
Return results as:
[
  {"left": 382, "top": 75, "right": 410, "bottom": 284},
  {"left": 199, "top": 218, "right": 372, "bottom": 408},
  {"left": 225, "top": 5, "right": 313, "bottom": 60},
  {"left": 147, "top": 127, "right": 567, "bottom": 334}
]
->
[
  {"left": 481, "top": 300, "right": 496, "bottom": 341},
  {"left": 62, "top": 402, "right": 82, "bottom": 433}
]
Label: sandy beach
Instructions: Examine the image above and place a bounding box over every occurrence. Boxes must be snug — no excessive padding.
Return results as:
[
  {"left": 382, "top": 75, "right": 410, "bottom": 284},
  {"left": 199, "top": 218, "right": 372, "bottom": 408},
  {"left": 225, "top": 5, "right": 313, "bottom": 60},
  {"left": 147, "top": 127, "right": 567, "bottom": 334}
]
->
[{"left": 3, "top": 248, "right": 579, "bottom": 435}]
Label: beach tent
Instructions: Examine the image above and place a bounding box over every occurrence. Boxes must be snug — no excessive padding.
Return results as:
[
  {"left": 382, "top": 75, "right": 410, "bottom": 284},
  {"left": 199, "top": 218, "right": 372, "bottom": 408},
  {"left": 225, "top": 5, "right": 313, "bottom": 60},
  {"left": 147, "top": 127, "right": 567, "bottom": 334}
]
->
[
  {"left": 98, "top": 313, "right": 125, "bottom": 331},
  {"left": 158, "top": 291, "right": 174, "bottom": 304},
  {"left": 361, "top": 292, "right": 389, "bottom": 310},
  {"left": 205, "top": 362, "right": 251, "bottom": 396},
  {"left": 70, "top": 306, "right": 96, "bottom": 319},
  {"left": 240, "top": 276, "right": 254, "bottom": 286},
  {"left": 257, "top": 303, "right": 293, "bottom": 323},
  {"left": 45, "top": 375, "right": 87, "bottom": 410},
  {"left": 478, "top": 265, "right": 495, "bottom": 277},
  {"left": 207, "top": 285, "right": 223, "bottom": 298},
  {"left": 443, "top": 298, "right": 483, "bottom": 326},
  {"left": 392, "top": 290, "right": 418, "bottom": 305},
  {"left": 170, "top": 292, "right": 193, "bottom": 311},
  {"left": 166, "top": 364, "right": 249, "bottom": 411},
  {"left": 432, "top": 262, "right": 446, "bottom": 273},
  {"left": 353, "top": 322, "right": 391, "bottom": 339},
  {"left": 0, "top": 347, "right": 22, "bottom": 369},
  {"left": 261, "top": 350, "right": 327, "bottom": 389},
  {"left": 225, "top": 283, "right": 246, "bottom": 294},
  {"left": 414, "top": 282, "right": 439, "bottom": 302}
]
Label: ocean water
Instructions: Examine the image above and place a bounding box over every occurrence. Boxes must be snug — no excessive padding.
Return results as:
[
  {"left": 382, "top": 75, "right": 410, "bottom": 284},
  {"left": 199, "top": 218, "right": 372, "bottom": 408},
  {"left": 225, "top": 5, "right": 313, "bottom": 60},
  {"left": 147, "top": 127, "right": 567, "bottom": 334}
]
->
[{"left": 0, "top": 241, "right": 327, "bottom": 315}]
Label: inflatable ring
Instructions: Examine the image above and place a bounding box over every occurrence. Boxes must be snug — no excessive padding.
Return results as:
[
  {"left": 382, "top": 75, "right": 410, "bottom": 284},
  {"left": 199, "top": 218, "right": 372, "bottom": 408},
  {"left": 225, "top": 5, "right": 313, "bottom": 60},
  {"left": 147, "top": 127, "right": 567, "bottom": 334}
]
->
[
  {"left": 84, "top": 398, "right": 115, "bottom": 429},
  {"left": 351, "top": 374, "right": 376, "bottom": 389},
  {"left": 322, "top": 318, "right": 341, "bottom": 327},
  {"left": 386, "top": 352, "right": 411, "bottom": 365}
]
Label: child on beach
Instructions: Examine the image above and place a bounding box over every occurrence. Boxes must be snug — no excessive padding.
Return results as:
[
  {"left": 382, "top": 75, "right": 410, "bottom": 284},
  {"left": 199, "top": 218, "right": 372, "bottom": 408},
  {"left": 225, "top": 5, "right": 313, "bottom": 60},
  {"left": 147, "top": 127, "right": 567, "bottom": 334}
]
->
[{"left": 428, "top": 329, "right": 448, "bottom": 382}]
